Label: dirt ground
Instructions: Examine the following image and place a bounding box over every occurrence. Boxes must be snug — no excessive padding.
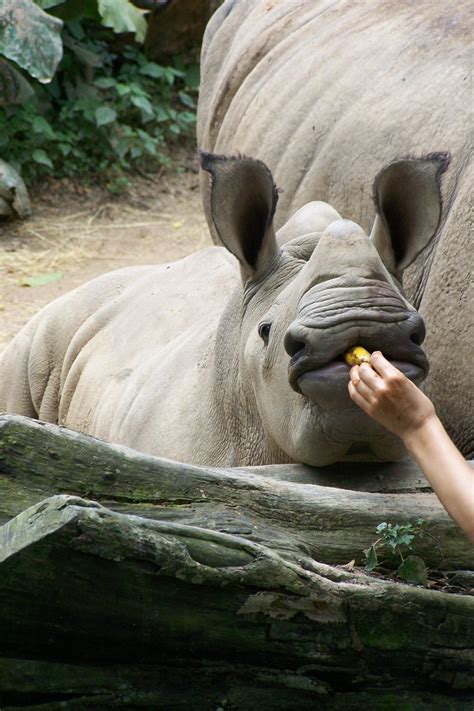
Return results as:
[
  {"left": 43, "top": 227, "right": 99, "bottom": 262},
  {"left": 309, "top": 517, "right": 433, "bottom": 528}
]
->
[{"left": 0, "top": 157, "right": 211, "bottom": 353}]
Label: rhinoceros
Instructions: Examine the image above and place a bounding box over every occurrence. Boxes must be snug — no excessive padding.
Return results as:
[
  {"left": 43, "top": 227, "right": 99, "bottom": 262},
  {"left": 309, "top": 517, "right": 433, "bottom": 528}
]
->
[
  {"left": 198, "top": 0, "right": 473, "bottom": 457},
  {"left": 0, "top": 153, "right": 447, "bottom": 466}
]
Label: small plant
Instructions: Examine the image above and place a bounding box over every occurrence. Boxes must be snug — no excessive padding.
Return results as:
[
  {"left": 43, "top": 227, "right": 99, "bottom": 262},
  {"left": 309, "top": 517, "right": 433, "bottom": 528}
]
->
[
  {"left": 0, "top": 32, "right": 198, "bottom": 184},
  {"left": 364, "top": 519, "right": 429, "bottom": 585},
  {"left": 0, "top": 2, "right": 198, "bottom": 188}
]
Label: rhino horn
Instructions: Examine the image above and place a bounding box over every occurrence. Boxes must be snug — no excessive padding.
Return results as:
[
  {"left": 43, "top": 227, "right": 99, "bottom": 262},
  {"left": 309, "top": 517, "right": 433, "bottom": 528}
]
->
[{"left": 370, "top": 152, "right": 451, "bottom": 279}]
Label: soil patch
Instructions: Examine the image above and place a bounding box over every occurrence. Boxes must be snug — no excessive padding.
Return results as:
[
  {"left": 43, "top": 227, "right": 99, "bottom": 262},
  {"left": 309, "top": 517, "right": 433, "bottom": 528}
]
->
[{"left": 0, "top": 160, "right": 210, "bottom": 353}]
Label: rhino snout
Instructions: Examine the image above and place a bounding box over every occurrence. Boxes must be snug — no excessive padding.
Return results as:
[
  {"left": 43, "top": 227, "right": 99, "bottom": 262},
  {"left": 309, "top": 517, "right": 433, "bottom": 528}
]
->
[{"left": 284, "top": 310, "right": 428, "bottom": 402}]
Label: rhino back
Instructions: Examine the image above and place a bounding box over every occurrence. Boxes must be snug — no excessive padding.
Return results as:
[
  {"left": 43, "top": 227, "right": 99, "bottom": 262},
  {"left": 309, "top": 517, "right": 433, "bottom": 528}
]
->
[
  {"left": 199, "top": 0, "right": 470, "bottom": 229},
  {"left": 0, "top": 247, "right": 239, "bottom": 460}
]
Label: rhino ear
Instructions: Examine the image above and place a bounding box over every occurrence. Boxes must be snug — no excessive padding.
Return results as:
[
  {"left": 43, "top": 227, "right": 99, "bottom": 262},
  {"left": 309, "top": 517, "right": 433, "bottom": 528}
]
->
[
  {"left": 199, "top": 152, "right": 280, "bottom": 279},
  {"left": 370, "top": 153, "right": 451, "bottom": 279}
]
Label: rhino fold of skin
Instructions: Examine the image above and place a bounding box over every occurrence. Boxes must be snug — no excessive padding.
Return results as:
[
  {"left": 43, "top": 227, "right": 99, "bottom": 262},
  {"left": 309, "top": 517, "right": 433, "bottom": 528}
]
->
[
  {"left": 198, "top": 0, "right": 474, "bottom": 457},
  {"left": 0, "top": 150, "right": 449, "bottom": 468}
]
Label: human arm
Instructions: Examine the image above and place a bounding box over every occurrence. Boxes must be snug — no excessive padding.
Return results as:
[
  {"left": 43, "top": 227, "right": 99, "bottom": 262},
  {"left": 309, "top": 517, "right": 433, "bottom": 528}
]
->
[{"left": 348, "top": 351, "right": 474, "bottom": 541}]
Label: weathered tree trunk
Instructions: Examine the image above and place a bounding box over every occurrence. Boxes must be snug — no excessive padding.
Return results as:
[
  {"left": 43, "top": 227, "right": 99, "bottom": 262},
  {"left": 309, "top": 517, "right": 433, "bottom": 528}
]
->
[
  {"left": 0, "top": 415, "right": 471, "bottom": 569},
  {"left": 0, "top": 414, "right": 473, "bottom": 708},
  {"left": 145, "top": 0, "right": 221, "bottom": 63}
]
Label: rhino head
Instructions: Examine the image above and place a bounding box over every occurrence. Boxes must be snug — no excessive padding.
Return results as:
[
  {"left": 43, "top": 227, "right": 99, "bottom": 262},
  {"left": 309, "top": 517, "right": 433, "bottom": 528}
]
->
[{"left": 200, "top": 152, "right": 447, "bottom": 466}]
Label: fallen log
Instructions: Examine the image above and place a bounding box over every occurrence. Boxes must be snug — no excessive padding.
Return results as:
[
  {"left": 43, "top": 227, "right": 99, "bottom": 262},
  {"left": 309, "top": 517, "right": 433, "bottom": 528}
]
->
[
  {"left": 0, "top": 496, "right": 473, "bottom": 708},
  {"left": 0, "top": 415, "right": 472, "bottom": 570}
]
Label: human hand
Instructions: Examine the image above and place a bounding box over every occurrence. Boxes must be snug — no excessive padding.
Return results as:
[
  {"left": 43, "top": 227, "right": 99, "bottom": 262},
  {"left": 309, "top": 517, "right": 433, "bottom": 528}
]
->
[{"left": 348, "top": 351, "right": 437, "bottom": 442}]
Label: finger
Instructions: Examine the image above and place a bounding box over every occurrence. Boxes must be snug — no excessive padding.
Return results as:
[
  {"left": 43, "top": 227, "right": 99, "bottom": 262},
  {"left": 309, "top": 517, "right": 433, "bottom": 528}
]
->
[
  {"left": 352, "top": 376, "right": 374, "bottom": 402},
  {"left": 370, "top": 351, "right": 405, "bottom": 380},
  {"left": 358, "top": 362, "right": 381, "bottom": 388},
  {"left": 348, "top": 381, "right": 372, "bottom": 414},
  {"left": 349, "top": 365, "right": 360, "bottom": 384}
]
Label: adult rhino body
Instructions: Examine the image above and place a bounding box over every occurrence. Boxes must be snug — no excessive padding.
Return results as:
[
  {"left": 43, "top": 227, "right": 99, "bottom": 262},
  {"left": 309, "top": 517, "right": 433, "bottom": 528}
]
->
[
  {"left": 0, "top": 155, "right": 445, "bottom": 466},
  {"left": 198, "top": 0, "right": 473, "bottom": 456}
]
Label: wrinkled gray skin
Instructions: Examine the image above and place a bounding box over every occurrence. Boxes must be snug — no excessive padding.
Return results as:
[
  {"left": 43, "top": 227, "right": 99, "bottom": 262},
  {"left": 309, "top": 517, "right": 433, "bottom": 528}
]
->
[
  {"left": 0, "top": 154, "right": 445, "bottom": 466},
  {"left": 198, "top": 0, "right": 473, "bottom": 457}
]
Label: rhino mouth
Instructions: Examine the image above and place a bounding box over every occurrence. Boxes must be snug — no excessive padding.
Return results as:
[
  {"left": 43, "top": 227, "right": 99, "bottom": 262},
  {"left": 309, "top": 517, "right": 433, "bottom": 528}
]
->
[{"left": 289, "top": 354, "right": 427, "bottom": 400}]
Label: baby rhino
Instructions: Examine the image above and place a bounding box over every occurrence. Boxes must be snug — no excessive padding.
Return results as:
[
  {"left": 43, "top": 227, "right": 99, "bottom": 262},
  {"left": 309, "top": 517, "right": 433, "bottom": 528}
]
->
[{"left": 0, "top": 153, "right": 447, "bottom": 467}]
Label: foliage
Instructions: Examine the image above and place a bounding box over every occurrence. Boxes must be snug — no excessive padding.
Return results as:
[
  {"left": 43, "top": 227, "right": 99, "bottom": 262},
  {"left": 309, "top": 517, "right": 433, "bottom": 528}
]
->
[
  {"left": 20, "top": 271, "right": 63, "bottom": 287},
  {"left": 0, "top": 0, "right": 147, "bottom": 89},
  {"left": 97, "top": 0, "right": 147, "bottom": 42},
  {"left": 0, "top": 22, "right": 198, "bottom": 186},
  {"left": 0, "top": 0, "right": 196, "bottom": 190},
  {"left": 0, "top": 0, "right": 63, "bottom": 83},
  {"left": 364, "top": 519, "right": 429, "bottom": 585}
]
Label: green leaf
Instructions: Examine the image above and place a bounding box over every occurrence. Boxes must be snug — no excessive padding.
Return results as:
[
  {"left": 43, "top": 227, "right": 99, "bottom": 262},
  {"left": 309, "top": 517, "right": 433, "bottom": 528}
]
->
[
  {"left": 144, "top": 141, "right": 157, "bottom": 156},
  {"left": 94, "top": 77, "right": 116, "bottom": 89},
  {"left": 62, "top": 34, "right": 102, "bottom": 67},
  {"left": 20, "top": 271, "right": 63, "bottom": 287},
  {"left": 163, "top": 67, "right": 177, "bottom": 86},
  {"left": 178, "top": 91, "right": 195, "bottom": 109},
  {"left": 113, "top": 137, "right": 131, "bottom": 159},
  {"left": 130, "top": 94, "right": 153, "bottom": 116},
  {"left": 185, "top": 63, "right": 200, "bottom": 89},
  {"left": 97, "top": 0, "right": 147, "bottom": 42},
  {"left": 396, "top": 533, "right": 415, "bottom": 547},
  {"left": 138, "top": 62, "right": 164, "bottom": 79},
  {"left": 49, "top": 0, "right": 99, "bottom": 23},
  {"left": 364, "top": 545, "right": 379, "bottom": 572},
  {"left": 32, "top": 149, "right": 53, "bottom": 167},
  {"left": 397, "top": 555, "right": 428, "bottom": 585},
  {"left": 115, "top": 82, "right": 130, "bottom": 97},
  {"left": 154, "top": 106, "right": 168, "bottom": 122},
  {"left": 57, "top": 142, "right": 72, "bottom": 156},
  {"left": 0, "top": 0, "right": 63, "bottom": 83},
  {"left": 179, "top": 111, "right": 197, "bottom": 125},
  {"left": 64, "top": 18, "right": 85, "bottom": 40},
  {"left": 95, "top": 106, "right": 117, "bottom": 126},
  {"left": 32, "top": 115, "right": 56, "bottom": 139},
  {"left": 34, "top": 0, "right": 64, "bottom": 8},
  {"left": 107, "top": 175, "right": 129, "bottom": 194},
  {"left": 128, "top": 81, "right": 146, "bottom": 97}
]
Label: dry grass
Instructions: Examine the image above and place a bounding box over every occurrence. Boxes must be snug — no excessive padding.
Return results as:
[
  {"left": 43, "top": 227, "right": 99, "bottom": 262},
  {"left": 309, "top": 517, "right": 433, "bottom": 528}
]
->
[
  {"left": 0, "top": 167, "right": 210, "bottom": 350},
  {"left": 2, "top": 206, "right": 205, "bottom": 281}
]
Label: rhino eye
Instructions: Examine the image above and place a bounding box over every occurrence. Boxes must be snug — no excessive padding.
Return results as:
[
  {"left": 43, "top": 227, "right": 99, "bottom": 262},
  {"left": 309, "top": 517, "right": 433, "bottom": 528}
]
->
[{"left": 258, "top": 322, "right": 272, "bottom": 345}]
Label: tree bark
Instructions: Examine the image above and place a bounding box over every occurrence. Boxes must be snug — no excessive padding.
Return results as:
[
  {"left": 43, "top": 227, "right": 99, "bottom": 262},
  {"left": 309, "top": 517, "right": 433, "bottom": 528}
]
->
[
  {"left": 144, "top": 0, "right": 221, "bottom": 63},
  {"left": 0, "top": 495, "right": 473, "bottom": 708},
  {"left": 0, "top": 415, "right": 472, "bottom": 570},
  {"left": 0, "top": 414, "right": 473, "bottom": 708}
]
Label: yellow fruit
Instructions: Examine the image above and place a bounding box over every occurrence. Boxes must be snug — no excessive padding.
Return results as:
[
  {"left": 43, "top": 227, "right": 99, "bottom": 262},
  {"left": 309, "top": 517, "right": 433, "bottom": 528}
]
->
[{"left": 344, "top": 346, "right": 371, "bottom": 366}]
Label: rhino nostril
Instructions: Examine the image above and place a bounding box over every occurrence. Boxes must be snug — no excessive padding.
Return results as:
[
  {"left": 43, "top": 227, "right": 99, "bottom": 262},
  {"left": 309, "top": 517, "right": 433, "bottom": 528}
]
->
[
  {"left": 284, "top": 329, "right": 306, "bottom": 358},
  {"left": 407, "top": 315, "right": 426, "bottom": 347},
  {"left": 291, "top": 340, "right": 306, "bottom": 357}
]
